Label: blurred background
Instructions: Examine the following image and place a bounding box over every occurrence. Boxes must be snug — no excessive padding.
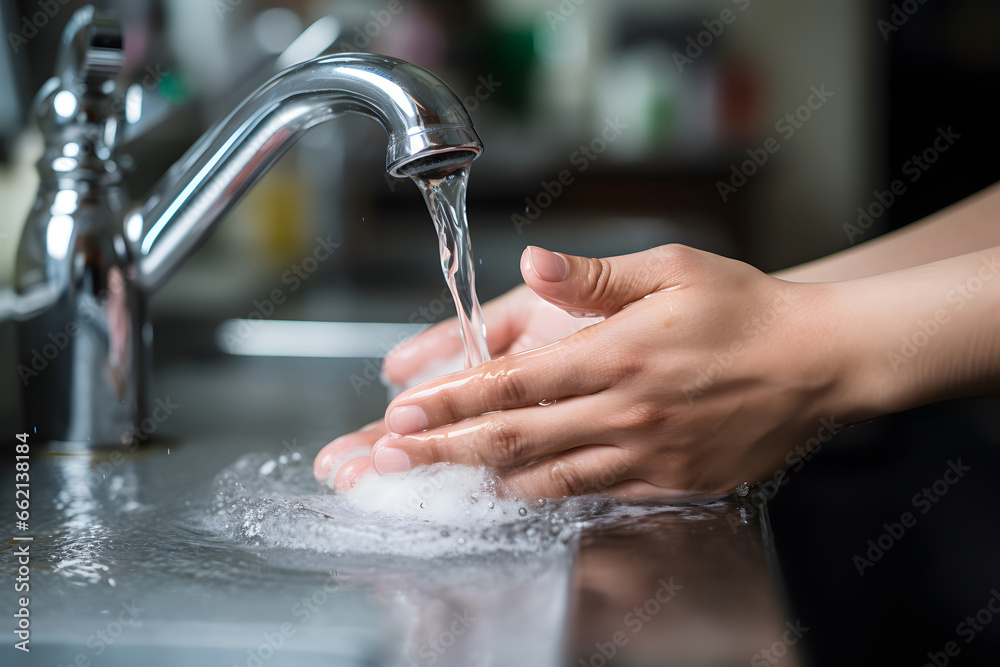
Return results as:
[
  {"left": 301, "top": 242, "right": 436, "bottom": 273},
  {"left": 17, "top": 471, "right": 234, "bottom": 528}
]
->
[{"left": 1, "top": 1, "right": 999, "bottom": 665}]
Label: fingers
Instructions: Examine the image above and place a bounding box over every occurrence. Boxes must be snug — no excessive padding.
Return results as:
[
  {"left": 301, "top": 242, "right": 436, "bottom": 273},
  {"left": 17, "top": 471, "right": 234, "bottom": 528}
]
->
[
  {"left": 370, "top": 394, "right": 614, "bottom": 472},
  {"left": 520, "top": 245, "right": 684, "bottom": 316},
  {"left": 497, "top": 448, "right": 709, "bottom": 500},
  {"left": 332, "top": 457, "right": 374, "bottom": 492},
  {"left": 381, "top": 319, "right": 464, "bottom": 386},
  {"left": 499, "top": 445, "right": 636, "bottom": 498},
  {"left": 313, "top": 420, "right": 385, "bottom": 486},
  {"left": 382, "top": 288, "right": 524, "bottom": 386},
  {"left": 384, "top": 336, "right": 622, "bottom": 435}
]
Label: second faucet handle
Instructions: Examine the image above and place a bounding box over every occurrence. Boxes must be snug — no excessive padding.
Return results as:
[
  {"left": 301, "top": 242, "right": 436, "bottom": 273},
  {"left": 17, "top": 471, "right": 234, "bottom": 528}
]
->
[{"left": 35, "top": 5, "right": 126, "bottom": 176}]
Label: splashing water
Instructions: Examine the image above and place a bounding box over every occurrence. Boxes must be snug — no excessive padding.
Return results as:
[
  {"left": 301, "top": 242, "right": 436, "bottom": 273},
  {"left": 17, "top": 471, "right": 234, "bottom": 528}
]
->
[
  {"left": 204, "top": 453, "right": 724, "bottom": 560},
  {"left": 206, "top": 453, "right": 585, "bottom": 559},
  {"left": 410, "top": 164, "right": 490, "bottom": 369}
]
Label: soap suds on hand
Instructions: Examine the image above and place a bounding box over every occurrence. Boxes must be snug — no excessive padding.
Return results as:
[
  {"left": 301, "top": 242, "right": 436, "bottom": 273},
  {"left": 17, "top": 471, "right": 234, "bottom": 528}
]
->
[{"left": 343, "top": 462, "right": 520, "bottom": 525}]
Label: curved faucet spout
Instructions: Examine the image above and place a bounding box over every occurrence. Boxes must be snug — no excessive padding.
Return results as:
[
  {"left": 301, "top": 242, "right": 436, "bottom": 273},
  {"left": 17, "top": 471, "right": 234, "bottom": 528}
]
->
[{"left": 127, "top": 53, "right": 483, "bottom": 292}]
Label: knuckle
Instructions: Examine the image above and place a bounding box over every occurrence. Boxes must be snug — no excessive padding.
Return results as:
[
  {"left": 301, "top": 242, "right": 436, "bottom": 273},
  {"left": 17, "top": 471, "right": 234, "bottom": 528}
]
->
[
  {"left": 482, "top": 419, "right": 524, "bottom": 465},
  {"left": 425, "top": 439, "right": 455, "bottom": 465},
  {"left": 436, "top": 391, "right": 462, "bottom": 425},
  {"left": 654, "top": 243, "right": 698, "bottom": 275},
  {"left": 607, "top": 349, "right": 645, "bottom": 382},
  {"left": 491, "top": 367, "right": 532, "bottom": 406},
  {"left": 603, "top": 400, "right": 667, "bottom": 432},
  {"left": 549, "top": 460, "right": 592, "bottom": 497},
  {"left": 586, "top": 258, "right": 615, "bottom": 310},
  {"left": 656, "top": 243, "right": 689, "bottom": 264},
  {"left": 593, "top": 460, "right": 628, "bottom": 492},
  {"left": 629, "top": 401, "right": 669, "bottom": 430}
]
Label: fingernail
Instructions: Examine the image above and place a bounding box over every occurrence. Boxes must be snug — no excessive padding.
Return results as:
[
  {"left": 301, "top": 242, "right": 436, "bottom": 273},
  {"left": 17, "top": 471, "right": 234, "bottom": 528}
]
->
[
  {"left": 388, "top": 405, "right": 428, "bottom": 433},
  {"left": 374, "top": 447, "right": 411, "bottom": 474},
  {"left": 314, "top": 452, "right": 334, "bottom": 481},
  {"left": 527, "top": 247, "right": 567, "bottom": 282}
]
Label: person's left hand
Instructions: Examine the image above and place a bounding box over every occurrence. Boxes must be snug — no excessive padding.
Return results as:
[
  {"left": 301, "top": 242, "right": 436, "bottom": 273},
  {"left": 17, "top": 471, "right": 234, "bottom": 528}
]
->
[{"left": 313, "top": 282, "right": 598, "bottom": 489}]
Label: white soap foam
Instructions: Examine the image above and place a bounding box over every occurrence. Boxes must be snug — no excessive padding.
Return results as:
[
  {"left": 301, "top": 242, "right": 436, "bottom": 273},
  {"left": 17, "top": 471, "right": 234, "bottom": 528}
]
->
[
  {"left": 205, "top": 453, "right": 576, "bottom": 560},
  {"left": 343, "top": 462, "right": 521, "bottom": 525}
]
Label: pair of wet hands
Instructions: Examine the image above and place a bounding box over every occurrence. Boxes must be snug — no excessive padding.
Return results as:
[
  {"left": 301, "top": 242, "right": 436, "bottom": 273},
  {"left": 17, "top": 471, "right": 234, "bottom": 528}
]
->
[{"left": 313, "top": 244, "right": 839, "bottom": 500}]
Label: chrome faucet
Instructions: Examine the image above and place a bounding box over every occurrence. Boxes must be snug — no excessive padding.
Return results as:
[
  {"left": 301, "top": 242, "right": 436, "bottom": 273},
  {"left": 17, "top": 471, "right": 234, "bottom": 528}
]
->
[{"left": 6, "top": 7, "right": 482, "bottom": 445}]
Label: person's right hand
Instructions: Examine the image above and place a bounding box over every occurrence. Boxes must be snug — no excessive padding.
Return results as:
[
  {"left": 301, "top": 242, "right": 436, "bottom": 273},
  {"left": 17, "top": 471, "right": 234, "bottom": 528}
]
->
[{"left": 313, "top": 283, "right": 599, "bottom": 487}]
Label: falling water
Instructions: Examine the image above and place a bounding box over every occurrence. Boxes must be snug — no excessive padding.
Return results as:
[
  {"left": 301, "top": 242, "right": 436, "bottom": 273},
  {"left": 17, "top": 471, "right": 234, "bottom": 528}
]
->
[{"left": 410, "top": 164, "right": 490, "bottom": 369}]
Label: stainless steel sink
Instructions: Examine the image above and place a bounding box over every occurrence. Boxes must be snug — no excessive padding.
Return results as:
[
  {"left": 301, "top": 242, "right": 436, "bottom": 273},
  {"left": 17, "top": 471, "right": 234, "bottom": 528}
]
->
[{"left": 3, "top": 353, "right": 801, "bottom": 666}]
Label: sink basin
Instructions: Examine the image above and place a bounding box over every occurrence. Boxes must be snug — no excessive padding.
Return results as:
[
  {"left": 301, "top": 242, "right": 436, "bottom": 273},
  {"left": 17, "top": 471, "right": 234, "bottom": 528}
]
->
[{"left": 3, "top": 353, "right": 800, "bottom": 666}]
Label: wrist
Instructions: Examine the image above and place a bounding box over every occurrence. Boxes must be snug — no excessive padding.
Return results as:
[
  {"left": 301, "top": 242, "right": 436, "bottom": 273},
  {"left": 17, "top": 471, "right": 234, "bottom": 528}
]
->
[
  {"left": 823, "top": 248, "right": 1000, "bottom": 420},
  {"left": 781, "top": 280, "right": 881, "bottom": 425}
]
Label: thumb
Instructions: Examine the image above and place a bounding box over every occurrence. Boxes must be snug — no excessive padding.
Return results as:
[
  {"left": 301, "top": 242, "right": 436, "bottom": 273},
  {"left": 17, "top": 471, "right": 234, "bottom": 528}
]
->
[{"left": 520, "top": 245, "right": 677, "bottom": 316}]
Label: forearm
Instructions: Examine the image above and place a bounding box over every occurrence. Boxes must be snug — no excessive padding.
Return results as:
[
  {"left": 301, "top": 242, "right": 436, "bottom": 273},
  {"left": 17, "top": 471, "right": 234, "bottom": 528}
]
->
[
  {"left": 833, "top": 245, "right": 1000, "bottom": 420},
  {"left": 777, "top": 181, "right": 1000, "bottom": 282}
]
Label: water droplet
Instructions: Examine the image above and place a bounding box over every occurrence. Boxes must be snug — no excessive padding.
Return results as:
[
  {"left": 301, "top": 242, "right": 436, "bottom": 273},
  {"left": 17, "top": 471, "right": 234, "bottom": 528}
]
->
[
  {"left": 518, "top": 507, "right": 527, "bottom": 517},
  {"left": 440, "top": 530, "right": 450, "bottom": 537},
  {"left": 537, "top": 498, "right": 547, "bottom": 506},
  {"left": 735, "top": 482, "right": 750, "bottom": 497},
  {"left": 457, "top": 537, "right": 465, "bottom": 545},
  {"left": 538, "top": 398, "right": 554, "bottom": 406},
  {"left": 488, "top": 501, "right": 495, "bottom": 509}
]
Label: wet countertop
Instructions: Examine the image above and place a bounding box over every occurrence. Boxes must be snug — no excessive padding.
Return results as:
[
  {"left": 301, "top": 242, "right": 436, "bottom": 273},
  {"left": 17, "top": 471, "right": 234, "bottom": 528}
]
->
[{"left": 1, "top": 354, "right": 801, "bottom": 666}]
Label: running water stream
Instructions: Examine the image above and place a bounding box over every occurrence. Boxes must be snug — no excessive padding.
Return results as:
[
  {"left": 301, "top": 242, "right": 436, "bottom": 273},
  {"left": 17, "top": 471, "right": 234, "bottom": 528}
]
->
[{"left": 410, "top": 163, "right": 491, "bottom": 369}]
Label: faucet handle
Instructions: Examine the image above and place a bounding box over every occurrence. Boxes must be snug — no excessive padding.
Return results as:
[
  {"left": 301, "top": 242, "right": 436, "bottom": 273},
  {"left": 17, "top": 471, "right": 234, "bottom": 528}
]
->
[
  {"left": 35, "top": 5, "right": 125, "bottom": 176},
  {"left": 56, "top": 5, "right": 124, "bottom": 89}
]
